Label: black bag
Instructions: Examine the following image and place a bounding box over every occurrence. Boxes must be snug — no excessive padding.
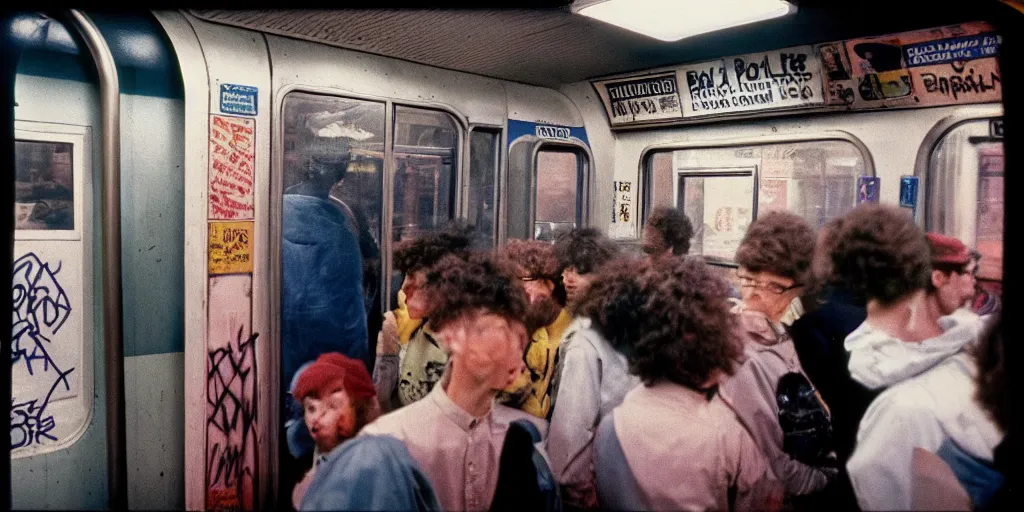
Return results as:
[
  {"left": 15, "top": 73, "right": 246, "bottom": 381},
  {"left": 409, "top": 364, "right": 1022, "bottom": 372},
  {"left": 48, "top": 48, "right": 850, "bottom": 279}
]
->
[
  {"left": 491, "top": 420, "right": 562, "bottom": 512},
  {"left": 776, "top": 371, "right": 836, "bottom": 467}
]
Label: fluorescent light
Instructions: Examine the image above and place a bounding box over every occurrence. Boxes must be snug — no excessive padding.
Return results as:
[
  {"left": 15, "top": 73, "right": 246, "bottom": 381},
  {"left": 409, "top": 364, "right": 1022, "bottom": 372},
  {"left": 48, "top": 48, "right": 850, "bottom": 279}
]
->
[{"left": 573, "top": 0, "right": 796, "bottom": 42}]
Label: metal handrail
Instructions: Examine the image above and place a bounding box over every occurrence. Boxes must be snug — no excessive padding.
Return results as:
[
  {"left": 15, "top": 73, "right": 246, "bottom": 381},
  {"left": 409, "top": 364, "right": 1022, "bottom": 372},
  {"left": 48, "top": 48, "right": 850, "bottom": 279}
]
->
[{"left": 64, "top": 10, "right": 127, "bottom": 510}]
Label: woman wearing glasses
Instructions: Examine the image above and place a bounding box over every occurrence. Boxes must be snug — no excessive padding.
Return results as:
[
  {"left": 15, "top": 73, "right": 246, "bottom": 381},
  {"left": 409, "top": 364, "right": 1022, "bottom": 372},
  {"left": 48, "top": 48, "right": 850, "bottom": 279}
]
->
[{"left": 717, "top": 211, "right": 838, "bottom": 506}]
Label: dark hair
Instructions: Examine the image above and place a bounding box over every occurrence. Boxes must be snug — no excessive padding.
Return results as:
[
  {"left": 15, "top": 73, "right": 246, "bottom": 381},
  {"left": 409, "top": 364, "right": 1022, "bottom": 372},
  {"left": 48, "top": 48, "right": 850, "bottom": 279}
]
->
[
  {"left": 735, "top": 211, "right": 816, "bottom": 285},
  {"left": 824, "top": 204, "right": 930, "bottom": 305},
  {"left": 646, "top": 206, "right": 695, "bottom": 255},
  {"left": 422, "top": 252, "right": 529, "bottom": 332},
  {"left": 553, "top": 227, "right": 619, "bottom": 275},
  {"left": 573, "top": 256, "right": 741, "bottom": 389},
  {"left": 975, "top": 314, "right": 1009, "bottom": 432},
  {"left": 502, "top": 238, "right": 567, "bottom": 306},
  {"left": 393, "top": 221, "right": 474, "bottom": 274}
]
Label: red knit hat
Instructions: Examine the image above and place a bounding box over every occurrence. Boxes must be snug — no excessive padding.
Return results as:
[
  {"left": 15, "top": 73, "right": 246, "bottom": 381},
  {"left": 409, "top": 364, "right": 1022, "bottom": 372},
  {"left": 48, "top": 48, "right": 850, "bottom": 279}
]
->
[
  {"left": 292, "top": 353, "right": 376, "bottom": 402},
  {"left": 926, "top": 233, "right": 972, "bottom": 266}
]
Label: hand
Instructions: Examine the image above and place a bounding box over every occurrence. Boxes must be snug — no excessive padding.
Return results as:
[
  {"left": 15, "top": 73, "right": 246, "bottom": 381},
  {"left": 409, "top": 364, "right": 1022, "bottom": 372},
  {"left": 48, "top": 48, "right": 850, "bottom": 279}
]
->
[{"left": 377, "top": 312, "right": 400, "bottom": 356}]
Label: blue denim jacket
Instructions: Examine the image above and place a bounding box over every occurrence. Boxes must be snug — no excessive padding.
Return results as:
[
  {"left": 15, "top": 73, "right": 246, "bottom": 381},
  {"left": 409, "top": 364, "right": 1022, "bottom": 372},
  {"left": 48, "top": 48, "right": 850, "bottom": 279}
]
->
[{"left": 937, "top": 438, "right": 1005, "bottom": 510}]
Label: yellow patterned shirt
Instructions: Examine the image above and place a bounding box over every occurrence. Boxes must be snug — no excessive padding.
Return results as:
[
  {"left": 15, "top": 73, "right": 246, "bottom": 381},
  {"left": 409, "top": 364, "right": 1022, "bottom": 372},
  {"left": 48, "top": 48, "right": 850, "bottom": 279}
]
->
[{"left": 498, "top": 309, "right": 573, "bottom": 419}]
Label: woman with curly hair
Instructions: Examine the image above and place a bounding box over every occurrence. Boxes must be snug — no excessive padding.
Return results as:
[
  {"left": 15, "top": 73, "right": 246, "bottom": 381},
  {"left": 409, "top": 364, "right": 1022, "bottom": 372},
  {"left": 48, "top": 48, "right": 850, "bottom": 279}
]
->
[
  {"left": 553, "top": 227, "right": 620, "bottom": 307},
  {"left": 497, "top": 239, "right": 573, "bottom": 419},
  {"left": 592, "top": 257, "right": 781, "bottom": 511},
  {"left": 825, "top": 204, "right": 1000, "bottom": 511},
  {"left": 717, "top": 211, "right": 837, "bottom": 501},
  {"left": 545, "top": 254, "right": 643, "bottom": 510},
  {"left": 641, "top": 205, "right": 694, "bottom": 261},
  {"left": 373, "top": 222, "right": 474, "bottom": 413},
  {"left": 360, "top": 252, "right": 549, "bottom": 511}
]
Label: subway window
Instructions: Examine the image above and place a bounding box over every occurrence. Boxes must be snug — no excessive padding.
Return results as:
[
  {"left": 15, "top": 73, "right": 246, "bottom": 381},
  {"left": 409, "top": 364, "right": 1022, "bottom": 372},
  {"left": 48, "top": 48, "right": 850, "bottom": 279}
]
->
[
  {"left": 645, "top": 139, "right": 868, "bottom": 263},
  {"left": 468, "top": 128, "right": 500, "bottom": 248},
  {"left": 534, "top": 149, "right": 581, "bottom": 241},
  {"left": 928, "top": 118, "right": 1003, "bottom": 283},
  {"left": 15, "top": 140, "right": 74, "bottom": 230}
]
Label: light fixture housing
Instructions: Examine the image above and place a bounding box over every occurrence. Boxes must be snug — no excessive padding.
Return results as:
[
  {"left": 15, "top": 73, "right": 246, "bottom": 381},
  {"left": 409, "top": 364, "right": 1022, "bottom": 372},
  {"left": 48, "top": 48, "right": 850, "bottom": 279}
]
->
[{"left": 572, "top": 0, "right": 797, "bottom": 42}]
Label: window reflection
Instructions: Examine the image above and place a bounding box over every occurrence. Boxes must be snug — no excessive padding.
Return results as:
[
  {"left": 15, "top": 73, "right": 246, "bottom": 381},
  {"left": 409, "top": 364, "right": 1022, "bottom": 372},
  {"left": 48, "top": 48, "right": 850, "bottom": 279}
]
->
[
  {"left": 535, "top": 150, "right": 579, "bottom": 241},
  {"left": 14, "top": 140, "right": 74, "bottom": 230},
  {"left": 468, "top": 129, "right": 499, "bottom": 248}
]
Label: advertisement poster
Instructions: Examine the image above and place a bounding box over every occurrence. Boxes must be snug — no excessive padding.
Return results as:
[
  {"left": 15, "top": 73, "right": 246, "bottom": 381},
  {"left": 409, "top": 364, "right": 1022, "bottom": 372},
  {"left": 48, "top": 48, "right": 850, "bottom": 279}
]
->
[{"left": 700, "top": 175, "right": 754, "bottom": 260}]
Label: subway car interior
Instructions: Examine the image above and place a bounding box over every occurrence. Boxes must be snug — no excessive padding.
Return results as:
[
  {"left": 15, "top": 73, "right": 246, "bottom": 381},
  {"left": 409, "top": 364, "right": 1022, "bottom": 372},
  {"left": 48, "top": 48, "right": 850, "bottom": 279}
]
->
[{"left": 1, "top": 0, "right": 1021, "bottom": 510}]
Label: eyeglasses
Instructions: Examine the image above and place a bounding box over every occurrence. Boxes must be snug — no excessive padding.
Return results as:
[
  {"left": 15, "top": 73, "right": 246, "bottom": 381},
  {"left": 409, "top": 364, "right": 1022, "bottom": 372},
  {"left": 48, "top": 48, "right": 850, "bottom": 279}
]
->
[{"left": 736, "top": 274, "right": 802, "bottom": 295}]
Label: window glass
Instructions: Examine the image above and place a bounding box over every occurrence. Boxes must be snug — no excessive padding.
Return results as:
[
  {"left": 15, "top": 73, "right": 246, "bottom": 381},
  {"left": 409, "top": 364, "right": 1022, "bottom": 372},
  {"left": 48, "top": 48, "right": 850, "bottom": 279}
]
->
[
  {"left": 535, "top": 150, "right": 579, "bottom": 241},
  {"left": 468, "top": 129, "right": 500, "bottom": 248},
  {"left": 14, "top": 140, "right": 74, "bottom": 230},
  {"left": 391, "top": 106, "right": 460, "bottom": 302},
  {"left": 279, "top": 93, "right": 385, "bottom": 484},
  {"left": 929, "top": 119, "right": 1003, "bottom": 281},
  {"left": 645, "top": 139, "right": 868, "bottom": 261}
]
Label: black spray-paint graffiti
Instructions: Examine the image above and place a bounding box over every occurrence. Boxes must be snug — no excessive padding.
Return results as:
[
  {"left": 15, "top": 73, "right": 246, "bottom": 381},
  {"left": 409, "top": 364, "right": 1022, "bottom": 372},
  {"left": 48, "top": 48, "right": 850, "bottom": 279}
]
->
[
  {"left": 206, "top": 327, "right": 259, "bottom": 507},
  {"left": 685, "top": 52, "right": 817, "bottom": 112},
  {"left": 10, "top": 252, "right": 76, "bottom": 451},
  {"left": 922, "top": 67, "right": 1001, "bottom": 100}
]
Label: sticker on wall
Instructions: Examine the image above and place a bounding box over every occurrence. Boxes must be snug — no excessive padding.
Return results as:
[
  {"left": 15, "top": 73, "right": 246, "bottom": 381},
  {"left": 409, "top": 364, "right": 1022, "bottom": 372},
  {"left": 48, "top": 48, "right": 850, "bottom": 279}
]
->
[
  {"left": 598, "top": 72, "right": 684, "bottom": 126},
  {"left": 208, "top": 221, "right": 254, "bottom": 275},
  {"left": 220, "top": 84, "right": 258, "bottom": 116},
  {"left": 609, "top": 180, "right": 634, "bottom": 239},
  {"left": 899, "top": 176, "right": 919, "bottom": 217},
  {"left": 991, "top": 118, "right": 1004, "bottom": 138},
  {"left": 209, "top": 115, "right": 256, "bottom": 220},
  {"left": 679, "top": 45, "right": 825, "bottom": 118},
  {"left": 535, "top": 125, "right": 572, "bottom": 141},
  {"left": 858, "top": 176, "right": 880, "bottom": 204}
]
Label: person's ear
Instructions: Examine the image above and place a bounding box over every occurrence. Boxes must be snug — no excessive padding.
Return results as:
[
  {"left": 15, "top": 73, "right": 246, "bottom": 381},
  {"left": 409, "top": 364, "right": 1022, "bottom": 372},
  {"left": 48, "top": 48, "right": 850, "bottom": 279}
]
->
[{"left": 931, "top": 270, "right": 948, "bottom": 289}]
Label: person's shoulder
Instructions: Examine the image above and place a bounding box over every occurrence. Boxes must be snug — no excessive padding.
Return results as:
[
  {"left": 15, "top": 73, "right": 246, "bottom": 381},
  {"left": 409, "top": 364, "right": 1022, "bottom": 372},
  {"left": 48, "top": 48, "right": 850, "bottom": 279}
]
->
[{"left": 360, "top": 400, "right": 430, "bottom": 438}]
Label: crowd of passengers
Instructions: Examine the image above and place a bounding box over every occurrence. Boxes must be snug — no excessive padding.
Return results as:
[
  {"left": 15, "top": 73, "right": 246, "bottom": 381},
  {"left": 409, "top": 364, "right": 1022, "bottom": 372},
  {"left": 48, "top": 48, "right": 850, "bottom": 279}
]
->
[{"left": 281, "top": 202, "right": 1010, "bottom": 512}]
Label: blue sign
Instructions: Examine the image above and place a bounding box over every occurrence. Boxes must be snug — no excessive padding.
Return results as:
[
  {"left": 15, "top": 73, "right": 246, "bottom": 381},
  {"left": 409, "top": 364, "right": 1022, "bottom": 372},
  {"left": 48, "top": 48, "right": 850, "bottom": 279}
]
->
[
  {"left": 507, "top": 119, "right": 589, "bottom": 147},
  {"left": 899, "top": 176, "right": 919, "bottom": 216},
  {"left": 220, "top": 84, "right": 258, "bottom": 116},
  {"left": 903, "top": 33, "right": 1000, "bottom": 68},
  {"left": 858, "top": 176, "right": 880, "bottom": 204}
]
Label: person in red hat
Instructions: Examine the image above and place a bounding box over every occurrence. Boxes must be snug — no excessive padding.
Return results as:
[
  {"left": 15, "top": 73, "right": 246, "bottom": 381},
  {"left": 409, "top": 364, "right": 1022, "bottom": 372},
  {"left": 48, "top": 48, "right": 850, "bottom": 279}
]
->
[
  {"left": 925, "top": 233, "right": 980, "bottom": 317},
  {"left": 291, "top": 352, "right": 381, "bottom": 508}
]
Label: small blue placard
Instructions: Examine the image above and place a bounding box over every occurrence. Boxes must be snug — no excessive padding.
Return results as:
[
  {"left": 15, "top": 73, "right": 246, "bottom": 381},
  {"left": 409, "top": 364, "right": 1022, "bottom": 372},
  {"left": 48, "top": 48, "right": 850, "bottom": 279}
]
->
[
  {"left": 220, "top": 84, "right": 258, "bottom": 116},
  {"left": 858, "top": 176, "right": 880, "bottom": 204},
  {"left": 899, "top": 176, "right": 919, "bottom": 215}
]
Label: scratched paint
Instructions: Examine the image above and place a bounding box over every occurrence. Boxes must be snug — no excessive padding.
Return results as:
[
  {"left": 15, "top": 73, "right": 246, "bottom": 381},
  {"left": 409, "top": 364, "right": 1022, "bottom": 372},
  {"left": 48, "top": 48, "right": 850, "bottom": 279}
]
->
[{"left": 205, "top": 274, "right": 258, "bottom": 511}]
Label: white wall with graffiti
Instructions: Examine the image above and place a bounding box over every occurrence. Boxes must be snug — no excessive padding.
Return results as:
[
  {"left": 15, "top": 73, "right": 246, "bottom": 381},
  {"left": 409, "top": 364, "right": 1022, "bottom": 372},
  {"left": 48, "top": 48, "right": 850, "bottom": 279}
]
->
[{"left": 11, "top": 122, "right": 94, "bottom": 459}]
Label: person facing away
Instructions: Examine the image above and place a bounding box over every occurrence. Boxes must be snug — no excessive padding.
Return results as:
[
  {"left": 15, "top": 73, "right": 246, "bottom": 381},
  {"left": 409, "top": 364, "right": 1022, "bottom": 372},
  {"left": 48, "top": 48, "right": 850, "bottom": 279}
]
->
[
  {"left": 594, "top": 256, "right": 783, "bottom": 512},
  {"left": 280, "top": 134, "right": 368, "bottom": 501},
  {"left": 716, "top": 210, "right": 838, "bottom": 499},
  {"left": 497, "top": 239, "right": 573, "bottom": 420},
  {"left": 359, "top": 252, "right": 550, "bottom": 512},
  {"left": 289, "top": 353, "right": 381, "bottom": 508},
  {"left": 373, "top": 222, "right": 474, "bottom": 413},
  {"left": 788, "top": 219, "right": 875, "bottom": 511},
  {"left": 824, "top": 203, "right": 1001, "bottom": 511},
  {"left": 640, "top": 205, "right": 694, "bottom": 262}
]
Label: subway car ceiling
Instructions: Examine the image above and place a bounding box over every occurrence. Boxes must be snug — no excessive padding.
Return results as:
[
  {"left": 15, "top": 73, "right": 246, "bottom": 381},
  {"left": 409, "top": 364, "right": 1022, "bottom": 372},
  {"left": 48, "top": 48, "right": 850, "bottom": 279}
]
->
[{"left": 190, "top": 1, "right": 983, "bottom": 88}]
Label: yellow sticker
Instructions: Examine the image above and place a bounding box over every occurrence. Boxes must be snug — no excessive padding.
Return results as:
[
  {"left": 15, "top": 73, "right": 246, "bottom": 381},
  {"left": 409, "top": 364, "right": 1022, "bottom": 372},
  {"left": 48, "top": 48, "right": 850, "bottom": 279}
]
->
[{"left": 209, "top": 221, "right": 253, "bottom": 275}]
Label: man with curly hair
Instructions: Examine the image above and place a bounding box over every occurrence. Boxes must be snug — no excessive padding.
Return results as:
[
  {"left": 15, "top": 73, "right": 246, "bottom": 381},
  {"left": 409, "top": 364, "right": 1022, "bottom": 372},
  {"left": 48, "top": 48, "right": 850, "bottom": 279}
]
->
[
  {"left": 717, "top": 210, "right": 837, "bottom": 502},
  {"left": 825, "top": 204, "right": 1000, "bottom": 511},
  {"left": 552, "top": 227, "right": 620, "bottom": 307},
  {"left": 360, "top": 253, "right": 548, "bottom": 511},
  {"left": 373, "top": 222, "right": 474, "bottom": 413},
  {"left": 592, "top": 257, "right": 781, "bottom": 511},
  {"left": 497, "top": 239, "right": 573, "bottom": 419},
  {"left": 641, "top": 205, "right": 694, "bottom": 261},
  {"left": 545, "top": 254, "right": 643, "bottom": 510}
]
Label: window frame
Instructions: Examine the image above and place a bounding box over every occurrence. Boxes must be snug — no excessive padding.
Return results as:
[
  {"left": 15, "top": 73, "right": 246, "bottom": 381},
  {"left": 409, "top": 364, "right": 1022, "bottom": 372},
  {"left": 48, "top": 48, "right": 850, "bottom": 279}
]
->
[
  {"left": 465, "top": 125, "right": 503, "bottom": 248},
  {"left": 639, "top": 131, "right": 875, "bottom": 266}
]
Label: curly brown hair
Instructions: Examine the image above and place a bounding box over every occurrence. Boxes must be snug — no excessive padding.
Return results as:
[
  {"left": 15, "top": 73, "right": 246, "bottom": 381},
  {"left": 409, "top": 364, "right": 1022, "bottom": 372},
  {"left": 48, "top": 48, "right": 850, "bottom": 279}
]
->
[
  {"left": 572, "top": 256, "right": 741, "bottom": 389},
  {"left": 553, "top": 227, "right": 619, "bottom": 275},
  {"left": 824, "top": 204, "right": 930, "bottom": 305},
  {"left": 735, "top": 211, "right": 816, "bottom": 284},
  {"left": 421, "top": 252, "right": 530, "bottom": 332},
  {"left": 503, "top": 239, "right": 561, "bottom": 280},
  {"left": 393, "top": 221, "right": 475, "bottom": 274},
  {"left": 647, "top": 206, "right": 695, "bottom": 256},
  {"left": 974, "top": 313, "right": 1009, "bottom": 432}
]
